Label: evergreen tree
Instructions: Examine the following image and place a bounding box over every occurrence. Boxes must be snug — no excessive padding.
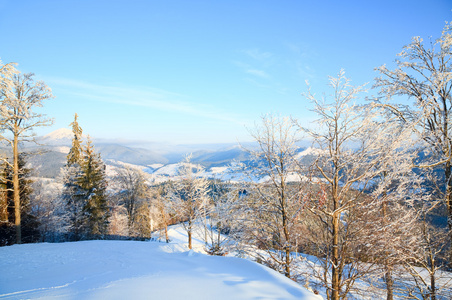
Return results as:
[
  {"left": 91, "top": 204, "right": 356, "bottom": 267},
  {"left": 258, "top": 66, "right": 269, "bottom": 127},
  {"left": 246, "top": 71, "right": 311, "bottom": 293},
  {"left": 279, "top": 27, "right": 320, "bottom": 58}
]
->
[
  {"left": 62, "top": 113, "right": 85, "bottom": 240},
  {"left": 62, "top": 115, "right": 109, "bottom": 240},
  {"left": 0, "top": 155, "right": 38, "bottom": 245},
  {"left": 61, "top": 164, "right": 85, "bottom": 240},
  {"left": 67, "top": 113, "right": 83, "bottom": 167},
  {"left": 78, "top": 137, "right": 109, "bottom": 238}
]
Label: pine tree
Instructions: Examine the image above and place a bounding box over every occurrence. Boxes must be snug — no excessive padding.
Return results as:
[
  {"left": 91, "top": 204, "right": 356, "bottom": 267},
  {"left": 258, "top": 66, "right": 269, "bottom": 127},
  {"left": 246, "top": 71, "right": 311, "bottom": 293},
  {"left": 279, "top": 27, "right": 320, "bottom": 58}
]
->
[
  {"left": 61, "top": 164, "right": 85, "bottom": 240},
  {"left": 0, "top": 155, "right": 38, "bottom": 245},
  {"left": 67, "top": 113, "right": 83, "bottom": 167},
  {"left": 78, "top": 137, "right": 109, "bottom": 238},
  {"left": 62, "top": 113, "right": 85, "bottom": 240}
]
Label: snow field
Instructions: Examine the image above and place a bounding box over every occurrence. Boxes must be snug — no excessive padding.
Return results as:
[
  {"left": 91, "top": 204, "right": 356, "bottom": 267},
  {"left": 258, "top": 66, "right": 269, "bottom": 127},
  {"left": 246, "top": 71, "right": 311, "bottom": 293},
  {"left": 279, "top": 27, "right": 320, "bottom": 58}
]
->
[{"left": 0, "top": 226, "right": 322, "bottom": 300}]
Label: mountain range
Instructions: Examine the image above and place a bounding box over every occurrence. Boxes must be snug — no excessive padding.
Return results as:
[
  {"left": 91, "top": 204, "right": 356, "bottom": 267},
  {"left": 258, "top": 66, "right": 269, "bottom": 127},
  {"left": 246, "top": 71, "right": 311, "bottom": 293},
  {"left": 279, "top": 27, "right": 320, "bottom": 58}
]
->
[
  {"left": 22, "top": 128, "right": 319, "bottom": 183},
  {"left": 25, "top": 128, "right": 257, "bottom": 179}
]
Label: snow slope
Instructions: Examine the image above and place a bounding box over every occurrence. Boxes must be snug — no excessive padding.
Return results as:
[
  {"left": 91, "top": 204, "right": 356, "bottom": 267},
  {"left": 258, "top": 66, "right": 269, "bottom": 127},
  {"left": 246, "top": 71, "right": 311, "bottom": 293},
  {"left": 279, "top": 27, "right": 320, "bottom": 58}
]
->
[{"left": 0, "top": 227, "right": 321, "bottom": 300}]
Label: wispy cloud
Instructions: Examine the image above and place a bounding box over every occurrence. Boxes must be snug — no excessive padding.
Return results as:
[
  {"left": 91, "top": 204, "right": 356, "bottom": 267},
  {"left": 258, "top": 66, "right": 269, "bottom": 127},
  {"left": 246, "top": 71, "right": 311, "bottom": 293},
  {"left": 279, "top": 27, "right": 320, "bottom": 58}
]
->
[
  {"left": 246, "top": 68, "right": 270, "bottom": 78},
  {"left": 243, "top": 48, "right": 273, "bottom": 61},
  {"left": 233, "top": 61, "right": 270, "bottom": 79},
  {"left": 46, "top": 77, "right": 248, "bottom": 125}
]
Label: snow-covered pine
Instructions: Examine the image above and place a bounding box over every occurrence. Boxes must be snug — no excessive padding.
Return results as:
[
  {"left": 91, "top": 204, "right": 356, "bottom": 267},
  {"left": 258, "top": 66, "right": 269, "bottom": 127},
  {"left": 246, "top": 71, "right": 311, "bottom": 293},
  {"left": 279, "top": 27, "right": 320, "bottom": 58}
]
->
[
  {"left": 61, "top": 164, "right": 86, "bottom": 240},
  {"left": 67, "top": 113, "right": 83, "bottom": 167},
  {"left": 78, "top": 136, "right": 109, "bottom": 238},
  {"left": 61, "top": 114, "right": 86, "bottom": 240}
]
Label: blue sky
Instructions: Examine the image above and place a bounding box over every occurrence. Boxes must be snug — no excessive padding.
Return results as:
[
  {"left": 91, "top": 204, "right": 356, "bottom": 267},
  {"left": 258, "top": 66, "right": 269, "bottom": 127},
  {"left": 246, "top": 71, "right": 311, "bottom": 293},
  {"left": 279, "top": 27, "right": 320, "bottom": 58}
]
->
[{"left": 0, "top": 0, "right": 451, "bottom": 145}]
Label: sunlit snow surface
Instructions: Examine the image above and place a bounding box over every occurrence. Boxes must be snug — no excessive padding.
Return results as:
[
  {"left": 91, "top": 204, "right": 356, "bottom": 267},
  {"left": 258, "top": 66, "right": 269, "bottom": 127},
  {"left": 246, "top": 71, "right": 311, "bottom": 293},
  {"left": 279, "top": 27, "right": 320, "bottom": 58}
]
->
[{"left": 0, "top": 226, "right": 321, "bottom": 300}]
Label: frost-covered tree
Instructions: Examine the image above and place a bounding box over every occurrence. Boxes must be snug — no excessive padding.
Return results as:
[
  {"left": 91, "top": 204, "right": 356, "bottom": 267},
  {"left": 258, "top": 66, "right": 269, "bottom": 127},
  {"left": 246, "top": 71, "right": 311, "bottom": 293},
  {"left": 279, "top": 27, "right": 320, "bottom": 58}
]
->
[
  {"left": 114, "top": 166, "right": 148, "bottom": 233},
  {"left": 0, "top": 70, "right": 53, "bottom": 244},
  {"left": 349, "top": 103, "right": 422, "bottom": 300},
  {"left": 374, "top": 22, "right": 452, "bottom": 265},
  {"left": 152, "top": 185, "right": 171, "bottom": 243},
  {"left": 30, "top": 178, "right": 69, "bottom": 242},
  {"left": 0, "top": 59, "right": 17, "bottom": 223},
  {"left": 132, "top": 201, "right": 152, "bottom": 239},
  {"left": 166, "top": 155, "right": 209, "bottom": 249},
  {"left": 403, "top": 213, "right": 452, "bottom": 300},
  {"left": 0, "top": 59, "right": 17, "bottom": 90},
  {"left": 234, "top": 114, "right": 305, "bottom": 279},
  {"left": 108, "top": 196, "right": 129, "bottom": 238},
  {"left": 204, "top": 179, "right": 234, "bottom": 256},
  {"left": 61, "top": 164, "right": 86, "bottom": 240},
  {"left": 67, "top": 113, "right": 83, "bottom": 166},
  {"left": 299, "top": 70, "right": 412, "bottom": 300},
  {"left": 62, "top": 117, "right": 109, "bottom": 240},
  {"left": 0, "top": 161, "right": 7, "bottom": 226},
  {"left": 359, "top": 169, "right": 421, "bottom": 299},
  {"left": 62, "top": 114, "right": 86, "bottom": 240},
  {"left": 0, "top": 154, "right": 38, "bottom": 245},
  {"left": 78, "top": 137, "right": 109, "bottom": 238}
]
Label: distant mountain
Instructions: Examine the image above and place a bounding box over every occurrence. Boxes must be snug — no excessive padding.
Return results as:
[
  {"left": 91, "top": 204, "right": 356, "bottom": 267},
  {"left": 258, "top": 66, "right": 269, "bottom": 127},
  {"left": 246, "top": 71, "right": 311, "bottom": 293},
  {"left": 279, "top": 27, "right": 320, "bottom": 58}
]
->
[
  {"left": 27, "top": 129, "right": 310, "bottom": 180},
  {"left": 39, "top": 128, "right": 73, "bottom": 145},
  {"left": 190, "top": 146, "right": 251, "bottom": 167},
  {"left": 28, "top": 149, "right": 67, "bottom": 178},
  {"left": 96, "top": 143, "right": 168, "bottom": 166},
  {"left": 27, "top": 129, "right": 170, "bottom": 178}
]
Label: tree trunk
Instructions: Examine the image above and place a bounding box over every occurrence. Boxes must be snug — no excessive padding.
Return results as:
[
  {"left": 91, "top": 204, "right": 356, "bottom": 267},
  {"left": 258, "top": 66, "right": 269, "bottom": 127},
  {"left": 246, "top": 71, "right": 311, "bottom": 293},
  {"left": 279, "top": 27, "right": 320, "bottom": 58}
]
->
[
  {"left": 0, "top": 187, "right": 7, "bottom": 223},
  {"left": 13, "top": 133, "right": 21, "bottom": 244},
  {"left": 445, "top": 162, "right": 452, "bottom": 268},
  {"left": 430, "top": 270, "right": 436, "bottom": 300},
  {"left": 281, "top": 195, "right": 291, "bottom": 278},
  {"left": 217, "top": 222, "right": 221, "bottom": 250},
  {"left": 164, "top": 223, "right": 169, "bottom": 243},
  {"left": 188, "top": 219, "right": 192, "bottom": 249},
  {"left": 331, "top": 210, "right": 340, "bottom": 300},
  {"left": 384, "top": 266, "right": 394, "bottom": 300}
]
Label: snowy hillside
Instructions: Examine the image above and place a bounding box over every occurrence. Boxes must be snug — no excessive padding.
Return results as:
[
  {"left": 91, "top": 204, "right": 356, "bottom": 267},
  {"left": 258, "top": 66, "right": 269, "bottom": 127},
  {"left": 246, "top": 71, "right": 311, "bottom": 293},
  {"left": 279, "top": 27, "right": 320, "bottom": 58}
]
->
[
  {"left": 0, "top": 226, "right": 321, "bottom": 300},
  {"left": 146, "top": 161, "right": 251, "bottom": 183}
]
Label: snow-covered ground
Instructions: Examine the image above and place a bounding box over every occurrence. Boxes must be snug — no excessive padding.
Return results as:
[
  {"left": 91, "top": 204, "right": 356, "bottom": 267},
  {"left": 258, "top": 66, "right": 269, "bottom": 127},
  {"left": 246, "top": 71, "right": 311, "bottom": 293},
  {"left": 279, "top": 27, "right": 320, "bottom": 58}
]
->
[{"left": 0, "top": 225, "right": 322, "bottom": 300}]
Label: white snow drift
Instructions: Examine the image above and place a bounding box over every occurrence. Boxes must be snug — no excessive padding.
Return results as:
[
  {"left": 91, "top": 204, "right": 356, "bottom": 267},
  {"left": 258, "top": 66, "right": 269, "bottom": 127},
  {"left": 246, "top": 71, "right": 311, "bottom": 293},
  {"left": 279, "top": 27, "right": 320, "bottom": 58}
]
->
[{"left": 0, "top": 226, "right": 321, "bottom": 300}]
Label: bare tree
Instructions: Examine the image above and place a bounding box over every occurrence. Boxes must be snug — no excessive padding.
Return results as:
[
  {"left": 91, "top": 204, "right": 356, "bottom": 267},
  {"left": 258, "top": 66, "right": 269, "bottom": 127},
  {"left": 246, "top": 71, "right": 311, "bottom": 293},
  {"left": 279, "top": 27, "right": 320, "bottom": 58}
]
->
[
  {"left": 166, "top": 155, "right": 209, "bottom": 249},
  {"left": 152, "top": 185, "right": 171, "bottom": 243},
  {"left": 0, "top": 59, "right": 18, "bottom": 93},
  {"left": 374, "top": 22, "right": 452, "bottom": 265},
  {"left": 29, "top": 178, "right": 69, "bottom": 242},
  {"left": 0, "top": 72, "right": 53, "bottom": 244},
  {"left": 203, "top": 179, "right": 235, "bottom": 256},
  {"left": 403, "top": 216, "right": 452, "bottom": 300},
  {"left": 299, "top": 70, "right": 411, "bottom": 300},
  {"left": 114, "top": 166, "right": 149, "bottom": 234},
  {"left": 232, "top": 114, "right": 305, "bottom": 279},
  {"left": 0, "top": 60, "right": 17, "bottom": 227}
]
